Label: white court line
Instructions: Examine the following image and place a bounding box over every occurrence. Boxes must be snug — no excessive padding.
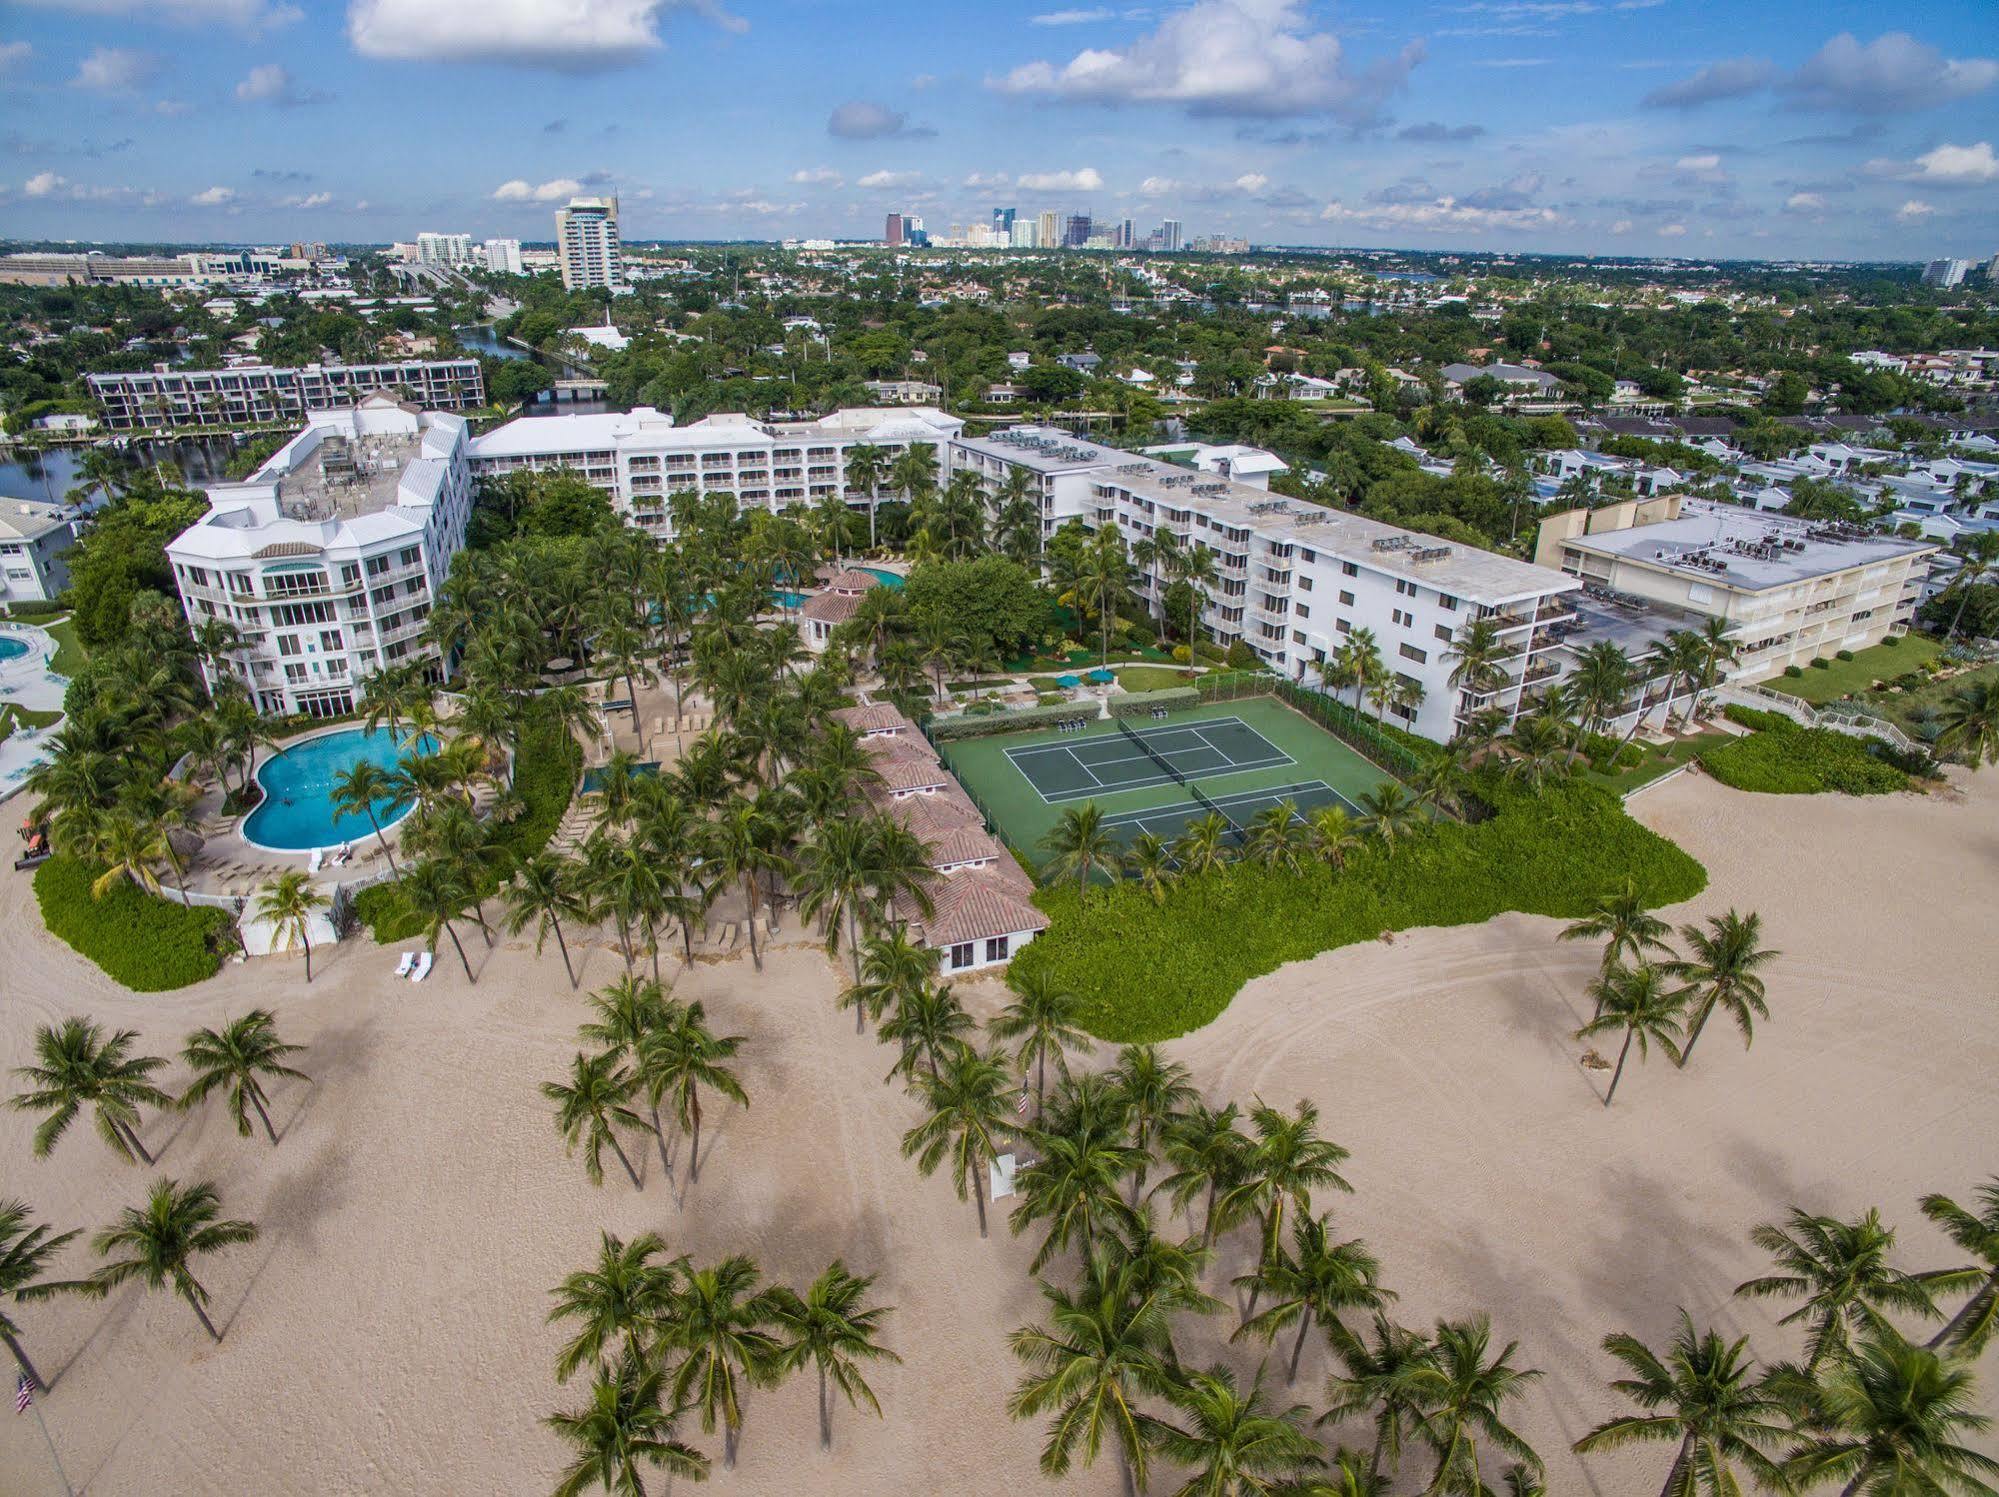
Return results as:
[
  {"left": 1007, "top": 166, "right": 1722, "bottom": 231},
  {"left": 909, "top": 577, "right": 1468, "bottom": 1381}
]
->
[
  {"left": 1002, "top": 715, "right": 1251, "bottom": 764},
  {"left": 1063, "top": 745, "right": 1106, "bottom": 787}
]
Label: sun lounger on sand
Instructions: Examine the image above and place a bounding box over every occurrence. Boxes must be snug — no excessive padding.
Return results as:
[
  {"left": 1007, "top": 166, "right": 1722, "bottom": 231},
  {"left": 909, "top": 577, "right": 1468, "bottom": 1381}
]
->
[
  {"left": 395, "top": 952, "right": 415, "bottom": 977},
  {"left": 409, "top": 951, "right": 433, "bottom": 982}
]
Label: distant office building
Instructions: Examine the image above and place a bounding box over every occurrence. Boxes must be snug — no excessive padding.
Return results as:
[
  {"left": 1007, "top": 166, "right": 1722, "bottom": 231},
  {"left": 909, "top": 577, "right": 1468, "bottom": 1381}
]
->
[
  {"left": 1115, "top": 218, "right": 1135, "bottom": 249},
  {"left": 1987, "top": 251, "right": 1999, "bottom": 280},
  {"left": 1036, "top": 211, "right": 1060, "bottom": 251},
  {"left": 88, "top": 360, "right": 486, "bottom": 430},
  {"left": 556, "top": 196, "right": 622, "bottom": 290},
  {"left": 1063, "top": 214, "right": 1092, "bottom": 248},
  {"left": 1010, "top": 218, "right": 1039, "bottom": 249},
  {"left": 288, "top": 242, "right": 330, "bottom": 261},
  {"left": 416, "top": 232, "right": 476, "bottom": 268},
  {"left": 885, "top": 212, "right": 905, "bottom": 247},
  {"left": 483, "top": 238, "right": 524, "bottom": 275},
  {"left": 0, "top": 252, "right": 213, "bottom": 287},
  {"left": 904, "top": 215, "right": 929, "bottom": 248},
  {"left": 1161, "top": 219, "right": 1184, "bottom": 252},
  {"left": 1922, "top": 258, "right": 1972, "bottom": 289},
  {"left": 991, "top": 207, "right": 1016, "bottom": 236}
]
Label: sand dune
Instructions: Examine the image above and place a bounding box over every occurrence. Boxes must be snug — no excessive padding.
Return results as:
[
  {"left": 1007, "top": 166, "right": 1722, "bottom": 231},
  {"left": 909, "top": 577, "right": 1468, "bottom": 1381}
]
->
[{"left": 1, "top": 769, "right": 1994, "bottom": 1495}]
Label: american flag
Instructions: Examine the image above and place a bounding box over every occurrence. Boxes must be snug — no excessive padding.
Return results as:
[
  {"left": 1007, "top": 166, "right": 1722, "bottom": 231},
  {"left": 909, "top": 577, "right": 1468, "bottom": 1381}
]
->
[{"left": 14, "top": 1372, "right": 30, "bottom": 1414}]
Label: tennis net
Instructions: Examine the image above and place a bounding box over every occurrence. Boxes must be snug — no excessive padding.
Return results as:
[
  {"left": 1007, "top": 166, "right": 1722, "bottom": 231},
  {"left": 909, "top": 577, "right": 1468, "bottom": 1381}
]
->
[
  {"left": 1187, "top": 781, "right": 1246, "bottom": 844},
  {"left": 1117, "top": 715, "right": 1188, "bottom": 787}
]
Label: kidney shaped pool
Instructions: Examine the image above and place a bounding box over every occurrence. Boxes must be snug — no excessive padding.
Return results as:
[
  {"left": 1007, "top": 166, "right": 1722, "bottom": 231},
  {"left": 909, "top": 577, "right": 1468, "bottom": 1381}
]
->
[{"left": 241, "top": 727, "right": 440, "bottom": 852}]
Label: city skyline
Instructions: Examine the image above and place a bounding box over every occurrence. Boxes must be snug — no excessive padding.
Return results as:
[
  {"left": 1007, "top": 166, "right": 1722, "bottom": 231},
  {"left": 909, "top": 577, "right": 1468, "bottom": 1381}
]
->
[{"left": 0, "top": 0, "right": 1995, "bottom": 260}]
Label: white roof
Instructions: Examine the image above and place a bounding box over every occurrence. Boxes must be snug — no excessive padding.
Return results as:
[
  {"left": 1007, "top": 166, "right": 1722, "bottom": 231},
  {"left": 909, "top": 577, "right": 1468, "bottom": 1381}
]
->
[{"left": 0, "top": 500, "right": 70, "bottom": 542}]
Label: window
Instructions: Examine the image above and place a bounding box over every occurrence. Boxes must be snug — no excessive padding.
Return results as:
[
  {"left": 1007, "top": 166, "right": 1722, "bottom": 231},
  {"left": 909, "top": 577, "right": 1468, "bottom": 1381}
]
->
[
  {"left": 1341, "top": 561, "right": 1358, "bottom": 577},
  {"left": 1392, "top": 608, "right": 1412, "bottom": 627},
  {"left": 1291, "top": 629, "right": 1307, "bottom": 645},
  {"left": 1395, "top": 579, "right": 1417, "bottom": 597},
  {"left": 1336, "top": 618, "right": 1352, "bottom": 635},
  {"left": 1439, "top": 593, "right": 1458, "bottom": 612},
  {"left": 1295, "top": 603, "right": 1310, "bottom": 619},
  {"left": 1299, "top": 548, "right": 1316, "bottom": 563},
  {"left": 949, "top": 942, "right": 975, "bottom": 971},
  {"left": 276, "top": 634, "right": 301, "bottom": 657},
  {"left": 1297, "top": 575, "right": 1313, "bottom": 592},
  {"left": 1435, "top": 624, "right": 1454, "bottom": 643},
  {"left": 984, "top": 936, "right": 1009, "bottom": 963},
  {"left": 1338, "top": 589, "right": 1355, "bottom": 606},
  {"left": 319, "top": 629, "right": 343, "bottom": 652},
  {"left": 1399, "top": 643, "right": 1428, "bottom": 664}
]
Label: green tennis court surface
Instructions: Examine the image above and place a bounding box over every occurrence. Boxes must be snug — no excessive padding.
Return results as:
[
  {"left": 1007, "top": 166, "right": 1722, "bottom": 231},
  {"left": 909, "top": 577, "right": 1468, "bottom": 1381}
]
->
[
  {"left": 1003, "top": 715, "right": 1291, "bottom": 803},
  {"left": 937, "top": 694, "right": 1404, "bottom": 866}
]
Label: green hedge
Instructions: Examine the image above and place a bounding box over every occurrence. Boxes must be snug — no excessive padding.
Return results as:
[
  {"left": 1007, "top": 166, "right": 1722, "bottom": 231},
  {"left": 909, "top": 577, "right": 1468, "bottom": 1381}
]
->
[
  {"left": 1108, "top": 686, "right": 1201, "bottom": 718},
  {"left": 351, "top": 700, "right": 582, "bottom": 942},
  {"left": 33, "top": 855, "right": 234, "bottom": 991},
  {"left": 1009, "top": 775, "right": 1707, "bottom": 1043},
  {"left": 929, "top": 700, "right": 1098, "bottom": 740},
  {"left": 1698, "top": 708, "right": 1909, "bottom": 796}
]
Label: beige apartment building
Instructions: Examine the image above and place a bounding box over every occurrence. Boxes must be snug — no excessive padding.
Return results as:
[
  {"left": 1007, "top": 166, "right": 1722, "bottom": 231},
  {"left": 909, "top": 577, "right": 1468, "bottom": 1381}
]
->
[{"left": 1536, "top": 496, "right": 1936, "bottom": 682}]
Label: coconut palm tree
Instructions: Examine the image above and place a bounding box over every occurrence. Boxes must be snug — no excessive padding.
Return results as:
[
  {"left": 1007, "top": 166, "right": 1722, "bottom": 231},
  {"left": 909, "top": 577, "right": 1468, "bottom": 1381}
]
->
[
  {"left": 645, "top": 1001, "right": 747, "bottom": 1185},
  {"left": 1009, "top": 1116, "right": 1141, "bottom": 1276},
  {"left": 1335, "top": 629, "right": 1386, "bottom": 714},
  {"left": 1568, "top": 640, "right": 1635, "bottom": 739},
  {"left": 0, "top": 1201, "right": 93, "bottom": 1391},
  {"left": 90, "top": 1179, "right": 258, "bottom": 1343},
  {"left": 1920, "top": 1179, "right": 1999, "bottom": 1356},
  {"left": 991, "top": 965, "right": 1094, "bottom": 1119},
  {"left": 329, "top": 760, "right": 404, "bottom": 873},
  {"left": 1562, "top": 878, "right": 1675, "bottom": 978},
  {"left": 1942, "top": 531, "right": 1999, "bottom": 641},
  {"left": 544, "top": 1051, "right": 648, "bottom": 1190},
  {"left": 1122, "top": 830, "right": 1177, "bottom": 904},
  {"left": 1356, "top": 783, "right": 1422, "bottom": 852},
  {"left": 1937, "top": 681, "right": 1999, "bottom": 769},
  {"left": 1220, "top": 1101, "right": 1354, "bottom": 1320},
  {"left": 1321, "top": 1314, "right": 1438, "bottom": 1484},
  {"left": 547, "top": 1347, "right": 710, "bottom": 1497},
  {"left": 1156, "top": 1362, "right": 1326, "bottom": 1496},
  {"left": 768, "top": 1260, "right": 901, "bottom": 1451},
  {"left": 1156, "top": 1101, "right": 1251, "bottom": 1252},
  {"left": 77, "top": 804, "right": 182, "bottom": 903},
  {"left": 1409, "top": 1316, "right": 1544, "bottom": 1497},
  {"left": 838, "top": 927, "right": 938, "bottom": 1037},
  {"left": 547, "top": 1231, "right": 685, "bottom": 1385},
  {"left": 1444, "top": 618, "right": 1511, "bottom": 707},
  {"left": 902, "top": 1044, "right": 1013, "bottom": 1238},
  {"left": 502, "top": 851, "right": 588, "bottom": 990},
  {"left": 1666, "top": 910, "right": 1778, "bottom": 1068},
  {"left": 255, "top": 869, "right": 328, "bottom": 983},
  {"left": 178, "top": 1010, "right": 306, "bottom": 1147},
  {"left": 710, "top": 795, "right": 789, "bottom": 971},
  {"left": 1734, "top": 1208, "right": 1948, "bottom": 1375},
  {"left": 1235, "top": 1215, "right": 1394, "bottom": 1385},
  {"left": 1576, "top": 963, "right": 1686, "bottom": 1108},
  {"left": 1305, "top": 805, "right": 1362, "bottom": 869},
  {"left": 1782, "top": 1329, "right": 1997, "bottom": 1495},
  {"left": 878, "top": 982, "right": 975, "bottom": 1085},
  {"left": 1175, "top": 812, "right": 1235, "bottom": 877},
  {"left": 1041, "top": 803, "right": 1118, "bottom": 899},
  {"left": 662, "top": 1255, "right": 782, "bottom": 1468},
  {"left": 11, "top": 1017, "right": 172, "bottom": 1165},
  {"left": 1110, "top": 1045, "right": 1197, "bottom": 1206},
  {"left": 1008, "top": 1243, "right": 1178, "bottom": 1495},
  {"left": 399, "top": 855, "right": 479, "bottom": 982},
  {"left": 1572, "top": 1311, "right": 1791, "bottom": 1497},
  {"left": 795, "top": 815, "right": 933, "bottom": 983},
  {"left": 579, "top": 975, "right": 680, "bottom": 1176},
  {"left": 1243, "top": 800, "right": 1308, "bottom": 872}
]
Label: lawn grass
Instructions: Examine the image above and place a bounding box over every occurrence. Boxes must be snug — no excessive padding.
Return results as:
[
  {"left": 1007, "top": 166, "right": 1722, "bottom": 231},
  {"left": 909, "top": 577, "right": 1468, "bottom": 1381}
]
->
[
  {"left": 1586, "top": 731, "right": 1733, "bottom": 796},
  {"left": 1767, "top": 636, "right": 1942, "bottom": 705},
  {"left": 1115, "top": 664, "right": 1197, "bottom": 693},
  {"left": 44, "top": 615, "right": 87, "bottom": 679}
]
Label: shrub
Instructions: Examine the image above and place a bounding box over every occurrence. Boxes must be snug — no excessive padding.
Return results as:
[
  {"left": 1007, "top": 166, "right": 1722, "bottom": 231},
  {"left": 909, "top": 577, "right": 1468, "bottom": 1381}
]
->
[
  {"left": 1882, "top": 634, "right": 1901, "bottom": 648},
  {"left": 1836, "top": 649, "right": 1855, "bottom": 662},
  {"left": 1701, "top": 709, "right": 1908, "bottom": 796},
  {"left": 1810, "top": 657, "right": 1831, "bottom": 670},
  {"left": 2, "top": 601, "right": 67, "bottom": 621},
  {"left": 1224, "top": 641, "right": 1259, "bottom": 670},
  {"left": 1171, "top": 644, "right": 1192, "bottom": 664},
  {"left": 929, "top": 700, "right": 1097, "bottom": 740},
  {"left": 33, "top": 856, "right": 234, "bottom": 991},
  {"left": 1785, "top": 665, "right": 1805, "bottom": 678},
  {"left": 1108, "top": 686, "right": 1200, "bottom": 718},
  {"left": 1010, "top": 775, "right": 1707, "bottom": 1042}
]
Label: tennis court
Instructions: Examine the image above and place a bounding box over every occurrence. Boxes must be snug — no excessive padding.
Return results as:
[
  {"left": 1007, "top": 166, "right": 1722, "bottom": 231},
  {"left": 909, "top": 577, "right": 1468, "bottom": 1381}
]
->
[
  {"left": 1099, "top": 778, "right": 1356, "bottom": 846},
  {"left": 1003, "top": 715, "right": 1292, "bottom": 803}
]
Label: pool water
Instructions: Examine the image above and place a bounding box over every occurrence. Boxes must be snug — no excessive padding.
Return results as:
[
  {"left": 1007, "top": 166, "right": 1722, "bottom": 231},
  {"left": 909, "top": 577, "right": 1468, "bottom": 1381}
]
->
[
  {"left": 859, "top": 567, "right": 905, "bottom": 590},
  {"left": 772, "top": 590, "right": 808, "bottom": 608},
  {"left": 581, "top": 760, "right": 660, "bottom": 793},
  {"left": 241, "top": 728, "right": 440, "bottom": 851},
  {"left": 0, "top": 637, "right": 30, "bottom": 662}
]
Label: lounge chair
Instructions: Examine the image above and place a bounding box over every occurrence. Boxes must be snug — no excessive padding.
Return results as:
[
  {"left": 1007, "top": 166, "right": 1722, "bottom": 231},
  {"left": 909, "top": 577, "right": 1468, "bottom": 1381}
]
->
[
  {"left": 307, "top": 848, "right": 323, "bottom": 872},
  {"left": 409, "top": 951, "right": 433, "bottom": 982},
  {"left": 394, "top": 951, "right": 415, "bottom": 977}
]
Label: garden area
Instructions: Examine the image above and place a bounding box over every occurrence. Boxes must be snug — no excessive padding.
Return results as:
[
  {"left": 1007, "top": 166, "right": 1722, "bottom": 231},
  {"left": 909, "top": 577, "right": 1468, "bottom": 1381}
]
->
[
  {"left": 1695, "top": 706, "right": 1920, "bottom": 796},
  {"left": 32, "top": 854, "right": 236, "bottom": 991},
  {"left": 1765, "top": 635, "right": 1942, "bottom": 707}
]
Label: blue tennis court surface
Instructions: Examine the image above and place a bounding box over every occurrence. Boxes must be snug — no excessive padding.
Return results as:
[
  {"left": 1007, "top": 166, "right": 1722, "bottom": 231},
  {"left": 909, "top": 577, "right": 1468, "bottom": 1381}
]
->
[{"left": 1003, "top": 715, "right": 1292, "bottom": 803}]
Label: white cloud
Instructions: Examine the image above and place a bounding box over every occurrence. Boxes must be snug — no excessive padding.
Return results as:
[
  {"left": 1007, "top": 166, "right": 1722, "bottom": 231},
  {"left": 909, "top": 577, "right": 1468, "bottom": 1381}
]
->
[
  {"left": 234, "top": 61, "right": 321, "bottom": 104},
  {"left": 1674, "top": 153, "right": 1720, "bottom": 171},
  {"left": 1784, "top": 191, "right": 1825, "bottom": 212},
  {"left": 827, "top": 100, "right": 932, "bottom": 139},
  {"left": 71, "top": 46, "right": 156, "bottom": 90},
  {"left": 1137, "top": 175, "right": 1182, "bottom": 195},
  {"left": 283, "top": 190, "right": 333, "bottom": 208},
  {"left": 492, "top": 177, "right": 584, "bottom": 201},
  {"left": 1233, "top": 171, "right": 1269, "bottom": 193},
  {"left": 1032, "top": 7, "right": 1112, "bottom": 23},
  {"left": 1896, "top": 199, "right": 1934, "bottom": 220},
  {"left": 16, "top": 0, "right": 300, "bottom": 29},
  {"left": 0, "top": 41, "right": 33, "bottom": 72},
  {"left": 1608, "top": 218, "right": 1634, "bottom": 234},
  {"left": 347, "top": 0, "right": 744, "bottom": 70},
  {"left": 790, "top": 167, "right": 844, "bottom": 186},
  {"left": 190, "top": 185, "right": 235, "bottom": 206},
  {"left": 1907, "top": 141, "right": 1999, "bottom": 185},
  {"left": 962, "top": 171, "right": 1012, "bottom": 189},
  {"left": 857, "top": 169, "right": 925, "bottom": 190},
  {"left": 993, "top": 0, "right": 1424, "bottom": 123},
  {"left": 1783, "top": 31, "right": 1998, "bottom": 114},
  {"left": 1319, "top": 195, "right": 1563, "bottom": 233},
  {"left": 24, "top": 171, "right": 63, "bottom": 198},
  {"left": 1016, "top": 166, "right": 1104, "bottom": 192},
  {"left": 154, "top": 97, "right": 191, "bottom": 115},
  {"left": 1642, "top": 55, "right": 1773, "bottom": 109},
  {"left": 1658, "top": 221, "right": 1686, "bottom": 236}
]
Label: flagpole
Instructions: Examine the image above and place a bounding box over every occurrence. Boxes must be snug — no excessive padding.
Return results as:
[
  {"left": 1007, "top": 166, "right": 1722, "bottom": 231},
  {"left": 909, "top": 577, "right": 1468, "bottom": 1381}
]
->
[{"left": 28, "top": 1398, "right": 73, "bottom": 1497}]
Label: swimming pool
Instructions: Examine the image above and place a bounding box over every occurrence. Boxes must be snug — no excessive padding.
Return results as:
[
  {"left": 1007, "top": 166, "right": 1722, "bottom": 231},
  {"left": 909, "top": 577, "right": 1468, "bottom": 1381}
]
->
[
  {"left": 859, "top": 567, "right": 905, "bottom": 590},
  {"left": 772, "top": 589, "right": 808, "bottom": 609},
  {"left": 241, "top": 728, "right": 440, "bottom": 852},
  {"left": 581, "top": 760, "right": 660, "bottom": 793},
  {"left": 0, "top": 637, "right": 28, "bottom": 662}
]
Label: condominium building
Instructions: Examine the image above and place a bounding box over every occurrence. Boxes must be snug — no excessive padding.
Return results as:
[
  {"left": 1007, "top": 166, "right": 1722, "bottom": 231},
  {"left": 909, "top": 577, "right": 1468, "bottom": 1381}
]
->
[
  {"left": 483, "top": 238, "right": 525, "bottom": 275},
  {"left": 87, "top": 360, "right": 486, "bottom": 431},
  {"left": 1922, "top": 258, "right": 1973, "bottom": 290},
  {"left": 465, "top": 405, "right": 963, "bottom": 536},
  {"left": 165, "top": 396, "right": 474, "bottom": 718},
  {"left": 0, "top": 252, "right": 215, "bottom": 287},
  {"left": 0, "top": 500, "right": 78, "bottom": 606},
  {"left": 556, "top": 196, "right": 622, "bottom": 290},
  {"left": 415, "top": 232, "right": 476, "bottom": 268},
  {"left": 945, "top": 426, "right": 1579, "bottom": 741},
  {"left": 1535, "top": 497, "right": 1936, "bottom": 682}
]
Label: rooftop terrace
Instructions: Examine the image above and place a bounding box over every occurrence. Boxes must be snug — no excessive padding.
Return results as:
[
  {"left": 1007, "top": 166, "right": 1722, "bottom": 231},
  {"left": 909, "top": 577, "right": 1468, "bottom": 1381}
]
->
[{"left": 267, "top": 426, "right": 426, "bottom": 523}]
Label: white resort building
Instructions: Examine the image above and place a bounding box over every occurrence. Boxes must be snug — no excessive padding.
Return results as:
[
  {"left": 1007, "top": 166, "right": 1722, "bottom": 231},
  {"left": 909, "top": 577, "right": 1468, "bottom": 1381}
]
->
[
  {"left": 164, "top": 396, "right": 474, "bottom": 717},
  {"left": 0, "top": 500, "right": 79, "bottom": 607}
]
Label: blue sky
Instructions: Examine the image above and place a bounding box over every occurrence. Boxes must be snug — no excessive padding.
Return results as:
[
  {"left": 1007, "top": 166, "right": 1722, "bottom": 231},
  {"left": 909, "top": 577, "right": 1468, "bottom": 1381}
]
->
[{"left": 2, "top": 0, "right": 1995, "bottom": 260}]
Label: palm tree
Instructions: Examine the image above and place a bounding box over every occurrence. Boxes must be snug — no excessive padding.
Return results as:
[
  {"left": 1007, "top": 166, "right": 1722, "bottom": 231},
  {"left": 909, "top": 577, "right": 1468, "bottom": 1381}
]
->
[
  {"left": 90, "top": 1179, "right": 258, "bottom": 1342},
  {"left": 1235, "top": 1215, "right": 1393, "bottom": 1385},
  {"left": 662, "top": 1255, "right": 782, "bottom": 1468},
  {"left": 1410, "top": 1316, "right": 1544, "bottom": 1496},
  {"left": 710, "top": 795, "right": 788, "bottom": 971},
  {"left": 1175, "top": 812, "right": 1235, "bottom": 877},
  {"left": 1576, "top": 963, "right": 1686, "bottom": 1108},
  {"left": 1321, "top": 1314, "right": 1438, "bottom": 1484},
  {"left": 991, "top": 966, "right": 1094, "bottom": 1118},
  {"left": 1444, "top": 617, "right": 1511, "bottom": 707},
  {"left": 1157, "top": 1101, "right": 1251, "bottom": 1252},
  {"left": 544, "top": 1051, "right": 648, "bottom": 1190},
  {"left": 1562, "top": 878, "right": 1675, "bottom": 977},
  {"left": 1667, "top": 910, "right": 1778, "bottom": 1068},
  {"left": 1735, "top": 1208, "right": 1948, "bottom": 1375},
  {"left": 1306, "top": 805, "right": 1362, "bottom": 869},
  {"left": 80, "top": 805, "right": 182, "bottom": 904},
  {"left": 1041, "top": 803, "right": 1118, "bottom": 898},
  {"left": 11, "top": 1017, "right": 172, "bottom": 1165},
  {"left": 1009, "top": 1118, "right": 1141, "bottom": 1276},
  {"left": 1782, "top": 1329, "right": 1998, "bottom": 1496},
  {"left": 1110, "top": 1044, "right": 1196, "bottom": 1206},
  {"left": 838, "top": 927, "right": 938, "bottom": 1037},
  {"left": 1156, "top": 1362, "right": 1326, "bottom": 1496},
  {"left": 503, "top": 851, "right": 588, "bottom": 990},
  {"left": 795, "top": 816, "right": 933, "bottom": 983},
  {"left": 178, "top": 1010, "right": 306, "bottom": 1147},
  {"left": 1123, "top": 830, "right": 1177, "bottom": 904},
  {"left": 1243, "top": 800, "right": 1308, "bottom": 871},
  {"left": 645, "top": 1001, "right": 747, "bottom": 1185},
  {"left": 1937, "top": 680, "right": 1999, "bottom": 769},
  {"left": 329, "top": 760, "right": 404, "bottom": 873},
  {"left": 548, "top": 1231, "right": 684, "bottom": 1385},
  {"left": 580, "top": 975, "right": 680, "bottom": 1176},
  {"left": 768, "top": 1260, "right": 901, "bottom": 1451},
  {"left": 1920, "top": 1179, "right": 1999, "bottom": 1355},
  {"left": 547, "top": 1347, "right": 710, "bottom": 1497},
  {"left": 1568, "top": 640, "right": 1635, "bottom": 738},
  {"left": 1007, "top": 1245, "right": 1178, "bottom": 1495},
  {"left": 902, "top": 1045, "right": 1013, "bottom": 1238},
  {"left": 256, "top": 869, "right": 329, "bottom": 983},
  {"left": 1356, "top": 783, "right": 1422, "bottom": 852},
  {"left": 400, "top": 856, "right": 480, "bottom": 981},
  {"left": 1335, "top": 629, "right": 1385, "bottom": 714},
  {"left": 844, "top": 443, "right": 889, "bottom": 548},
  {"left": 0, "top": 1201, "right": 92, "bottom": 1391},
  {"left": 1942, "top": 531, "right": 1999, "bottom": 641},
  {"left": 1572, "top": 1312, "right": 1791, "bottom": 1497},
  {"left": 1219, "top": 1100, "right": 1354, "bottom": 1318},
  {"left": 878, "top": 982, "right": 975, "bottom": 1084}
]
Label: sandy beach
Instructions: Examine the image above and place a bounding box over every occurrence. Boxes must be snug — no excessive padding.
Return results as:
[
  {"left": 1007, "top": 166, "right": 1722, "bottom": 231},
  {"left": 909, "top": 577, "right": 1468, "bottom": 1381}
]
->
[{"left": 1, "top": 768, "right": 1995, "bottom": 1496}]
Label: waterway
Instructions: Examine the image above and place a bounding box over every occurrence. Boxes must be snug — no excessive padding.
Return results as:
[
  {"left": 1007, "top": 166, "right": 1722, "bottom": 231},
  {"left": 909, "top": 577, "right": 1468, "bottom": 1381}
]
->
[
  {"left": 0, "top": 435, "right": 241, "bottom": 504},
  {"left": 455, "top": 324, "right": 611, "bottom": 417}
]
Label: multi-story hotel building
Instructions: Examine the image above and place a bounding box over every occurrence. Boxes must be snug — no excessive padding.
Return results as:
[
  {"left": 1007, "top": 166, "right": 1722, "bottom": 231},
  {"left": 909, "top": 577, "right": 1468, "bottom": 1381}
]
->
[
  {"left": 466, "top": 405, "right": 963, "bottom": 537},
  {"left": 556, "top": 196, "right": 622, "bottom": 290},
  {"left": 1536, "top": 496, "right": 1936, "bottom": 683},
  {"left": 0, "top": 500, "right": 79, "bottom": 607},
  {"left": 88, "top": 360, "right": 485, "bottom": 431},
  {"left": 946, "top": 426, "right": 1579, "bottom": 742},
  {"left": 165, "top": 397, "right": 473, "bottom": 718}
]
